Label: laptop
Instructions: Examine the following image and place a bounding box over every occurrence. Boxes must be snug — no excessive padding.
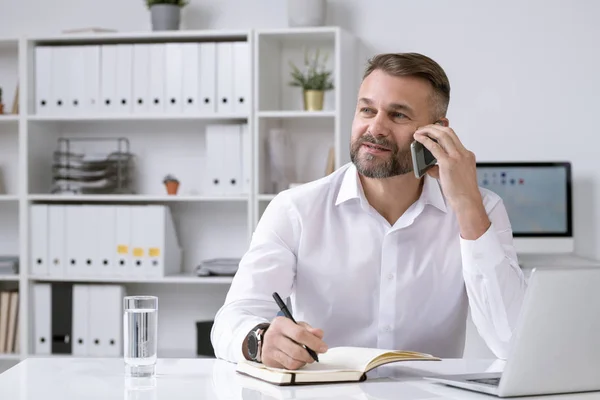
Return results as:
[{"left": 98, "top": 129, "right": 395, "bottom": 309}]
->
[{"left": 425, "top": 266, "right": 600, "bottom": 397}]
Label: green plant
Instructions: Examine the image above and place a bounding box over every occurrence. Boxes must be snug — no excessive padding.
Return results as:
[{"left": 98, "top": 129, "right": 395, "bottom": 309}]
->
[
  {"left": 288, "top": 48, "right": 334, "bottom": 91},
  {"left": 146, "top": 0, "right": 189, "bottom": 8}
]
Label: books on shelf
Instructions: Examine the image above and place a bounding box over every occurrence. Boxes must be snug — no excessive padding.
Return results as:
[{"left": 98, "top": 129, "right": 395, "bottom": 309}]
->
[
  {"left": 30, "top": 204, "right": 182, "bottom": 279},
  {"left": 33, "top": 40, "right": 250, "bottom": 116},
  {"left": 236, "top": 346, "right": 441, "bottom": 386},
  {"left": 33, "top": 283, "right": 124, "bottom": 356},
  {"left": 0, "top": 290, "right": 19, "bottom": 354}
]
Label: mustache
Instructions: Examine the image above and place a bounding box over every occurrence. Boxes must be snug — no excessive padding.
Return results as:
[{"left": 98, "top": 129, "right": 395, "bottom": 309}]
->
[{"left": 357, "top": 134, "right": 397, "bottom": 150}]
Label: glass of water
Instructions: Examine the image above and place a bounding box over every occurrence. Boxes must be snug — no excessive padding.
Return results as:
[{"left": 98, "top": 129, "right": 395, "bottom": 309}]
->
[{"left": 124, "top": 296, "right": 158, "bottom": 377}]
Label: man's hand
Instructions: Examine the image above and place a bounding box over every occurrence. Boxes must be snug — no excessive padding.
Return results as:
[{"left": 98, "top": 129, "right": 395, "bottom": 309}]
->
[
  {"left": 261, "top": 317, "right": 328, "bottom": 370},
  {"left": 414, "top": 124, "right": 491, "bottom": 240}
]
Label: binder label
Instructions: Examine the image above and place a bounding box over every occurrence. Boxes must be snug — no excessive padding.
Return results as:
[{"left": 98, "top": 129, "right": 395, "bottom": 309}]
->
[
  {"left": 149, "top": 247, "right": 161, "bottom": 257},
  {"left": 117, "top": 245, "right": 129, "bottom": 254},
  {"left": 133, "top": 248, "right": 144, "bottom": 257}
]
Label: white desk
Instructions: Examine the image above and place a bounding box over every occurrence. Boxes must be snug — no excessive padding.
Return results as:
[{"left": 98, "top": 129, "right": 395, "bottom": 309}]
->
[{"left": 0, "top": 357, "right": 598, "bottom": 399}]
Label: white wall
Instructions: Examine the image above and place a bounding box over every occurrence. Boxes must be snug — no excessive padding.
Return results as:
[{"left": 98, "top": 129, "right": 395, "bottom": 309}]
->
[
  {"left": 0, "top": 0, "right": 598, "bottom": 359},
  {"left": 1, "top": 0, "right": 598, "bottom": 259}
]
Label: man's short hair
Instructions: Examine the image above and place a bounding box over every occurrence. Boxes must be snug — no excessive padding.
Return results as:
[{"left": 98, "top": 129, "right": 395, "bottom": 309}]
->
[{"left": 363, "top": 53, "right": 451, "bottom": 120}]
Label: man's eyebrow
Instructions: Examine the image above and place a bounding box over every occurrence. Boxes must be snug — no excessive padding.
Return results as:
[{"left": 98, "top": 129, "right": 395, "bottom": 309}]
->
[
  {"left": 358, "top": 98, "right": 415, "bottom": 115},
  {"left": 388, "top": 102, "right": 415, "bottom": 114}
]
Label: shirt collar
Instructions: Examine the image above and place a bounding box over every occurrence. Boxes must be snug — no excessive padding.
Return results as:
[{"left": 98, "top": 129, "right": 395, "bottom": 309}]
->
[{"left": 335, "top": 163, "right": 447, "bottom": 213}]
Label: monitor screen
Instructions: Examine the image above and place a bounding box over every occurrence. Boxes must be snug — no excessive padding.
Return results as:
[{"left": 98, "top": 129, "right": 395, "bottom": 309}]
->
[{"left": 475, "top": 162, "right": 572, "bottom": 237}]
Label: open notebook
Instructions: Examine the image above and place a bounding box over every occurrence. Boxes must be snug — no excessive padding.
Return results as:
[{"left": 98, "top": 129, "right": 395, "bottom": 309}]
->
[{"left": 236, "top": 346, "right": 441, "bottom": 386}]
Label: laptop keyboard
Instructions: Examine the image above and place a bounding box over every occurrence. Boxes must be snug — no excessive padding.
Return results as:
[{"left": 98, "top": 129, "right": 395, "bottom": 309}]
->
[{"left": 468, "top": 377, "right": 501, "bottom": 386}]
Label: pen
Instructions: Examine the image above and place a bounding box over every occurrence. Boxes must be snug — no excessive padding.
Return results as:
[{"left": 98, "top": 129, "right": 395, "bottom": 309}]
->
[{"left": 272, "top": 292, "right": 319, "bottom": 362}]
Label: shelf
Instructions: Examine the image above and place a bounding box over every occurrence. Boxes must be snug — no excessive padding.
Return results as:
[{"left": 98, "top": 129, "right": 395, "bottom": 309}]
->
[
  {"left": 29, "top": 274, "right": 234, "bottom": 284},
  {"left": 256, "top": 27, "right": 340, "bottom": 43},
  {"left": 0, "top": 354, "right": 21, "bottom": 361},
  {"left": 0, "top": 115, "right": 19, "bottom": 122},
  {"left": 0, "top": 275, "right": 19, "bottom": 282},
  {"left": 28, "top": 194, "right": 248, "bottom": 203},
  {"left": 29, "top": 30, "right": 250, "bottom": 45},
  {"left": 258, "top": 110, "right": 336, "bottom": 118},
  {"left": 258, "top": 194, "right": 277, "bottom": 201},
  {"left": 27, "top": 114, "right": 249, "bottom": 123},
  {"left": 0, "top": 195, "right": 19, "bottom": 202}
]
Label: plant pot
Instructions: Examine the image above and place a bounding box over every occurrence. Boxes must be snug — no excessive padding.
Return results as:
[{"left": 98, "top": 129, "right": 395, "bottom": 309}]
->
[
  {"left": 150, "top": 4, "right": 181, "bottom": 31},
  {"left": 287, "top": 0, "right": 326, "bottom": 27},
  {"left": 303, "top": 90, "right": 324, "bottom": 111},
  {"left": 165, "top": 180, "right": 180, "bottom": 195}
]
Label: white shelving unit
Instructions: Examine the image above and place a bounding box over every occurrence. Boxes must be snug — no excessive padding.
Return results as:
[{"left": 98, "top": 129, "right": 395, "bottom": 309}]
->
[{"left": 0, "top": 27, "right": 357, "bottom": 369}]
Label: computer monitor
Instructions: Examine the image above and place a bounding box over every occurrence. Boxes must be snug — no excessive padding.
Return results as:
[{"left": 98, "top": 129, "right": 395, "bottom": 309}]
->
[{"left": 475, "top": 162, "right": 572, "bottom": 254}]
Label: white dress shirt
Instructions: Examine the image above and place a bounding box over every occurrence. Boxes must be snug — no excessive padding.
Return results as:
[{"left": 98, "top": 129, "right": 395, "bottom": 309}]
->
[{"left": 211, "top": 162, "right": 528, "bottom": 363}]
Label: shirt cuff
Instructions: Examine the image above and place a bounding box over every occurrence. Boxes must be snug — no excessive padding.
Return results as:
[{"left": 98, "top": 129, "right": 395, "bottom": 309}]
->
[{"left": 460, "top": 222, "right": 506, "bottom": 275}]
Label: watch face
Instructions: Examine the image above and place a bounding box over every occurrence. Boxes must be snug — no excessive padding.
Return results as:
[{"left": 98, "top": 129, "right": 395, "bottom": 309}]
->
[{"left": 247, "top": 332, "right": 259, "bottom": 359}]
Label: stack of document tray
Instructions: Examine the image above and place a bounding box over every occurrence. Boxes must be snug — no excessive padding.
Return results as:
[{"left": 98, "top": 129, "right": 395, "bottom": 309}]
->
[{"left": 50, "top": 138, "right": 135, "bottom": 195}]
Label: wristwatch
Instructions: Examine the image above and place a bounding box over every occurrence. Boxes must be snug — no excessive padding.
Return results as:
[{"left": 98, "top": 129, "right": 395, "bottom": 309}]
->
[{"left": 246, "top": 323, "right": 270, "bottom": 363}]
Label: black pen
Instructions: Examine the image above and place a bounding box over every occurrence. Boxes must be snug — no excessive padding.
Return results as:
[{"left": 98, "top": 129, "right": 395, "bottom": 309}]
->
[{"left": 272, "top": 292, "right": 319, "bottom": 362}]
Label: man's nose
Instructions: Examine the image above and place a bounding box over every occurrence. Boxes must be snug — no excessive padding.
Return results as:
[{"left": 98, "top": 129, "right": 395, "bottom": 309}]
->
[{"left": 369, "top": 114, "right": 391, "bottom": 137}]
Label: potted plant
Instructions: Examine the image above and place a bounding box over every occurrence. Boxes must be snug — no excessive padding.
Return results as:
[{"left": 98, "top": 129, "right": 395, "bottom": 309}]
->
[
  {"left": 145, "top": 0, "right": 189, "bottom": 31},
  {"left": 288, "top": 48, "right": 334, "bottom": 111},
  {"left": 163, "top": 174, "right": 180, "bottom": 195}
]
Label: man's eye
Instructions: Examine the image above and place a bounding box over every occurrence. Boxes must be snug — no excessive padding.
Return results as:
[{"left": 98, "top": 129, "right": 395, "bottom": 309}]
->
[
  {"left": 360, "top": 108, "right": 374, "bottom": 114},
  {"left": 391, "top": 112, "right": 407, "bottom": 119}
]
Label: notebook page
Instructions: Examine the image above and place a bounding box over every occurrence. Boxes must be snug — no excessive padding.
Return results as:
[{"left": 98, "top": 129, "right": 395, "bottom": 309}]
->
[{"left": 263, "top": 347, "right": 389, "bottom": 374}]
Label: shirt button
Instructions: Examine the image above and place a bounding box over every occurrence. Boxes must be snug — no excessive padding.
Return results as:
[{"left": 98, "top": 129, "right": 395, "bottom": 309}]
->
[
  {"left": 387, "top": 273, "right": 394, "bottom": 280},
  {"left": 385, "top": 325, "right": 391, "bottom": 332}
]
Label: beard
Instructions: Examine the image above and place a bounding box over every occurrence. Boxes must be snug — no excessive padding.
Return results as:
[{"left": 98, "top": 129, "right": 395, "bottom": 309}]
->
[{"left": 350, "top": 133, "right": 413, "bottom": 178}]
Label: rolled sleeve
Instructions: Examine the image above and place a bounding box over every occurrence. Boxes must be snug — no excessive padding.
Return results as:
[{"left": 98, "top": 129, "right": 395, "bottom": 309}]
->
[{"left": 211, "top": 193, "right": 300, "bottom": 363}]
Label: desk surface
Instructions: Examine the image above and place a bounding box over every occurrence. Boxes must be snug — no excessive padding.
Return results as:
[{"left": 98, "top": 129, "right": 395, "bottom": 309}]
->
[{"left": 0, "top": 357, "right": 599, "bottom": 400}]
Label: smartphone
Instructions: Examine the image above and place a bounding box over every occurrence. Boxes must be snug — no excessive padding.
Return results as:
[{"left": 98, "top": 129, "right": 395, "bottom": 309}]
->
[
  {"left": 410, "top": 138, "right": 437, "bottom": 179},
  {"left": 411, "top": 122, "right": 443, "bottom": 178}
]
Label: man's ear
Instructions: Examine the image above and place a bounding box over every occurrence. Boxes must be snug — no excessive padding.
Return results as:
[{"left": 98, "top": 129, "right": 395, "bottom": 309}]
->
[{"left": 435, "top": 118, "right": 449, "bottom": 127}]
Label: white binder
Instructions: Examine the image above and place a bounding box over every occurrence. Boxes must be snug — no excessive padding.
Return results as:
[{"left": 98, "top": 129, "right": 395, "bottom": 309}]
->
[
  {"left": 204, "top": 124, "right": 243, "bottom": 195},
  {"left": 130, "top": 205, "right": 148, "bottom": 277},
  {"left": 88, "top": 285, "right": 125, "bottom": 357},
  {"left": 71, "top": 284, "right": 89, "bottom": 356},
  {"left": 114, "top": 205, "right": 133, "bottom": 276},
  {"left": 47, "top": 205, "right": 66, "bottom": 277},
  {"left": 204, "top": 124, "right": 223, "bottom": 194},
  {"left": 165, "top": 43, "right": 183, "bottom": 114},
  {"left": 83, "top": 45, "right": 101, "bottom": 113},
  {"left": 144, "top": 205, "right": 182, "bottom": 277},
  {"left": 100, "top": 44, "right": 118, "bottom": 114},
  {"left": 148, "top": 44, "right": 166, "bottom": 113},
  {"left": 115, "top": 44, "right": 133, "bottom": 114},
  {"left": 65, "top": 205, "right": 85, "bottom": 277},
  {"left": 216, "top": 42, "right": 234, "bottom": 114},
  {"left": 34, "top": 46, "right": 53, "bottom": 115},
  {"left": 222, "top": 124, "right": 243, "bottom": 194},
  {"left": 66, "top": 46, "right": 86, "bottom": 115},
  {"left": 199, "top": 42, "right": 217, "bottom": 114},
  {"left": 132, "top": 44, "right": 151, "bottom": 114},
  {"left": 240, "top": 123, "right": 251, "bottom": 194},
  {"left": 181, "top": 43, "right": 200, "bottom": 114},
  {"left": 33, "top": 283, "right": 51, "bottom": 355},
  {"left": 89, "top": 205, "right": 116, "bottom": 276},
  {"left": 51, "top": 46, "right": 68, "bottom": 115},
  {"left": 233, "top": 41, "right": 250, "bottom": 114},
  {"left": 130, "top": 205, "right": 182, "bottom": 278},
  {"left": 30, "top": 204, "right": 48, "bottom": 275}
]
